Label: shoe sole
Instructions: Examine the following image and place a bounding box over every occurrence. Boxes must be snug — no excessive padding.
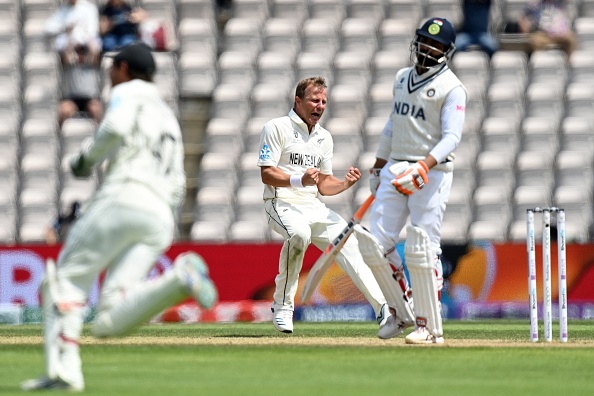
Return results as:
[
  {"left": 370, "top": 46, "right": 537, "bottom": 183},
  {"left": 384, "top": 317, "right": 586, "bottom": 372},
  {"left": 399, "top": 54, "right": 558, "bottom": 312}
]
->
[
  {"left": 183, "top": 253, "right": 218, "bottom": 309},
  {"left": 21, "top": 377, "right": 83, "bottom": 392},
  {"left": 272, "top": 310, "right": 294, "bottom": 333},
  {"left": 273, "top": 320, "right": 293, "bottom": 333},
  {"left": 378, "top": 322, "right": 412, "bottom": 340},
  {"left": 405, "top": 336, "right": 445, "bottom": 345}
]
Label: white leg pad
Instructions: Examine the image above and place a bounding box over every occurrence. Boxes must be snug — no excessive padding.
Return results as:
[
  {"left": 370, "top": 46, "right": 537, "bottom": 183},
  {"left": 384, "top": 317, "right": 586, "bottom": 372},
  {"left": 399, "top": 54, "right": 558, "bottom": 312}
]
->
[
  {"left": 57, "top": 306, "right": 85, "bottom": 389},
  {"left": 41, "top": 272, "right": 60, "bottom": 379},
  {"left": 354, "top": 225, "right": 414, "bottom": 325},
  {"left": 92, "top": 269, "right": 186, "bottom": 337},
  {"left": 42, "top": 259, "right": 85, "bottom": 389},
  {"left": 405, "top": 225, "right": 443, "bottom": 337}
]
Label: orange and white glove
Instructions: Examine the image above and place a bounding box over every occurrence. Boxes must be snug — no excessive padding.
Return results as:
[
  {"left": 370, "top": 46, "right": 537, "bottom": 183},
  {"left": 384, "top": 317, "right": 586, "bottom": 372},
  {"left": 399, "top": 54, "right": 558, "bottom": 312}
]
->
[
  {"left": 369, "top": 168, "right": 381, "bottom": 195},
  {"left": 390, "top": 160, "right": 429, "bottom": 196}
]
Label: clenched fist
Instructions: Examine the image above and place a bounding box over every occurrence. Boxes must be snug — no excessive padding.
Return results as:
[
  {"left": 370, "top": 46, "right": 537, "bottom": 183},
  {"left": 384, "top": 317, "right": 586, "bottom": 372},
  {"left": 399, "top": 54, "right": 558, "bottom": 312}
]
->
[
  {"left": 344, "top": 167, "right": 361, "bottom": 186},
  {"left": 302, "top": 168, "right": 320, "bottom": 186}
]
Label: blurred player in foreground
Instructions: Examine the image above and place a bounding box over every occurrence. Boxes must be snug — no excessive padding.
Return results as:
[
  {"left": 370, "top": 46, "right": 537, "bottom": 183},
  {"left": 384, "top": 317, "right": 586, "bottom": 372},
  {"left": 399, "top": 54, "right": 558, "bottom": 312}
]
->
[
  {"left": 364, "top": 18, "right": 467, "bottom": 344},
  {"left": 22, "top": 43, "right": 218, "bottom": 392},
  {"left": 257, "top": 76, "right": 400, "bottom": 338}
]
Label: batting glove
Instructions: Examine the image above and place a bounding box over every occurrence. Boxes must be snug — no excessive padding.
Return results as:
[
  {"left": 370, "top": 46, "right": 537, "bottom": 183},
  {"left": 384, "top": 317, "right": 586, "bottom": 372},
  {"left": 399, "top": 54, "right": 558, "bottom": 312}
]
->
[
  {"left": 369, "top": 168, "right": 381, "bottom": 195},
  {"left": 70, "top": 153, "right": 93, "bottom": 178},
  {"left": 391, "top": 160, "right": 429, "bottom": 196}
]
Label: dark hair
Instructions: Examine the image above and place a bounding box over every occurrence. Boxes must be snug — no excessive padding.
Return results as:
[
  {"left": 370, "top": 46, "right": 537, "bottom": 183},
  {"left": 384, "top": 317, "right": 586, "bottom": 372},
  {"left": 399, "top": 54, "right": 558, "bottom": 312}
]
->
[
  {"left": 110, "top": 43, "right": 156, "bottom": 82},
  {"left": 295, "top": 76, "right": 327, "bottom": 99},
  {"left": 112, "top": 58, "right": 154, "bottom": 82},
  {"left": 128, "top": 69, "right": 154, "bottom": 82}
]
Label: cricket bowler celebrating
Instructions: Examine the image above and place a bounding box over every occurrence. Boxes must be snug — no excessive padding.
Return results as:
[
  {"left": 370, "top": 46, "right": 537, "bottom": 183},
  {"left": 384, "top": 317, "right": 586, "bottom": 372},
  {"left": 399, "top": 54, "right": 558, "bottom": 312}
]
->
[
  {"left": 22, "top": 43, "right": 218, "bottom": 391},
  {"left": 257, "top": 77, "right": 401, "bottom": 337},
  {"left": 360, "top": 18, "right": 467, "bottom": 344}
]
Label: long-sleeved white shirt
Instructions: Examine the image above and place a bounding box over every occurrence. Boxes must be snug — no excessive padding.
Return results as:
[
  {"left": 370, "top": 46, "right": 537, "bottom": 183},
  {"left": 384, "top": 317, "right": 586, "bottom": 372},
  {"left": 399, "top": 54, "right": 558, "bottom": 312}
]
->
[
  {"left": 79, "top": 79, "right": 186, "bottom": 210},
  {"left": 45, "top": 0, "right": 99, "bottom": 44},
  {"left": 376, "top": 65, "right": 467, "bottom": 164}
]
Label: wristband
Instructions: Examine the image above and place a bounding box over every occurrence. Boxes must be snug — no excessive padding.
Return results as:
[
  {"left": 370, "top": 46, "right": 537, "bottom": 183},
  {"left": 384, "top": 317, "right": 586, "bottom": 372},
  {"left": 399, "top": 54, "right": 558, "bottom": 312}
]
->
[{"left": 290, "top": 174, "right": 304, "bottom": 188}]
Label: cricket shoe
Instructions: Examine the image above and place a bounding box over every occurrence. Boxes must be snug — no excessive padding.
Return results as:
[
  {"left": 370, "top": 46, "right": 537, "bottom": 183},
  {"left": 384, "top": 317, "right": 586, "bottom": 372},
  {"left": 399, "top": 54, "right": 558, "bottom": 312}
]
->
[
  {"left": 377, "top": 304, "right": 413, "bottom": 339},
  {"left": 404, "top": 326, "right": 444, "bottom": 344},
  {"left": 21, "top": 376, "right": 83, "bottom": 392},
  {"left": 176, "top": 252, "right": 218, "bottom": 309},
  {"left": 272, "top": 308, "right": 293, "bottom": 333}
]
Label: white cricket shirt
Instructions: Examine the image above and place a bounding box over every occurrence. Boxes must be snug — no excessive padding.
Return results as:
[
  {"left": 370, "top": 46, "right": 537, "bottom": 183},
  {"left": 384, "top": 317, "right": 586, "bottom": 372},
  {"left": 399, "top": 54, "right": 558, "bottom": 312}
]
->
[
  {"left": 82, "top": 79, "right": 186, "bottom": 210},
  {"left": 376, "top": 64, "right": 467, "bottom": 164},
  {"left": 257, "top": 109, "right": 334, "bottom": 202},
  {"left": 44, "top": 0, "right": 99, "bottom": 42}
]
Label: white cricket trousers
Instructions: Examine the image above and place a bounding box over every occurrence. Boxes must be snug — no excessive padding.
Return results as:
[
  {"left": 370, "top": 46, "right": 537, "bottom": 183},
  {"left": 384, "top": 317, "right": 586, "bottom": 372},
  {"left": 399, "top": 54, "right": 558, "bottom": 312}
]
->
[
  {"left": 46, "top": 182, "right": 176, "bottom": 387},
  {"left": 265, "top": 198, "right": 386, "bottom": 315},
  {"left": 57, "top": 183, "right": 175, "bottom": 308},
  {"left": 370, "top": 161, "right": 453, "bottom": 277}
]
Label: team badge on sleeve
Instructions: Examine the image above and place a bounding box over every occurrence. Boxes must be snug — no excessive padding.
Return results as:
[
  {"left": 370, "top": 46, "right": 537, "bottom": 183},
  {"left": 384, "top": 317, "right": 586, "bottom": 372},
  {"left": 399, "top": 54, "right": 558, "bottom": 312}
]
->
[{"left": 259, "top": 144, "right": 271, "bottom": 160}]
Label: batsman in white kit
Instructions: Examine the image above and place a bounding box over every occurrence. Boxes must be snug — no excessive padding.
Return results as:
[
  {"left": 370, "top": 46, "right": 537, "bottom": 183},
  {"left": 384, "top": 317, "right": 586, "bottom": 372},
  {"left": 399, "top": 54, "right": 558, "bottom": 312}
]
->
[
  {"left": 22, "top": 43, "right": 218, "bottom": 392},
  {"left": 364, "top": 17, "right": 467, "bottom": 344},
  {"left": 258, "top": 77, "right": 400, "bottom": 338}
]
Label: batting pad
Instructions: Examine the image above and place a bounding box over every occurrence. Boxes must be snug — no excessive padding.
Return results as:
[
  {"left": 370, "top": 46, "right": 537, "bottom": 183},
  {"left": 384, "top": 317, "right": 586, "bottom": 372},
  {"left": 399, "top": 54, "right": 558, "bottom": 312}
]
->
[
  {"left": 405, "top": 225, "right": 443, "bottom": 337},
  {"left": 354, "top": 225, "right": 414, "bottom": 324}
]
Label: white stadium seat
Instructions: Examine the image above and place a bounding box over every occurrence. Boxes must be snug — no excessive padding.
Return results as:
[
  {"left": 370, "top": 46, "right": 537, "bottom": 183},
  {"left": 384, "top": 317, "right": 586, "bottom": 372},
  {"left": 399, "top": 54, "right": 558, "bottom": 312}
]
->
[{"left": 8, "top": 0, "right": 594, "bottom": 243}]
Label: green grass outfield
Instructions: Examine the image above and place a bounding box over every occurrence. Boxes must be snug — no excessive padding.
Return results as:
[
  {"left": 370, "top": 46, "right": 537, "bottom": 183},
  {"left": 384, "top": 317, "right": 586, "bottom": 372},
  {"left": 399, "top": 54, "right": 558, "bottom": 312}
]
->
[{"left": 1, "top": 320, "right": 593, "bottom": 395}]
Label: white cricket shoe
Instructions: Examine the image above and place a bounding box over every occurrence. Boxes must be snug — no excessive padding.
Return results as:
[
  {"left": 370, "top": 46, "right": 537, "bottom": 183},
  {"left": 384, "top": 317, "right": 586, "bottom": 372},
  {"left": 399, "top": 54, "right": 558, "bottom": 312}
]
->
[
  {"left": 272, "top": 309, "right": 293, "bottom": 333},
  {"left": 404, "top": 326, "right": 445, "bottom": 344},
  {"left": 21, "top": 376, "right": 83, "bottom": 392},
  {"left": 176, "top": 252, "right": 218, "bottom": 309},
  {"left": 377, "top": 304, "right": 412, "bottom": 339}
]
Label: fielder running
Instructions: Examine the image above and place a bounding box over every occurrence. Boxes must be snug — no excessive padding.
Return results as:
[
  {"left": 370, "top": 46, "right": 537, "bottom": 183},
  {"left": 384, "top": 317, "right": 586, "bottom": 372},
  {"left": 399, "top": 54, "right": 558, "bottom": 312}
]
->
[
  {"left": 22, "top": 43, "right": 218, "bottom": 392},
  {"left": 258, "top": 76, "right": 400, "bottom": 338},
  {"left": 362, "top": 17, "right": 467, "bottom": 344}
]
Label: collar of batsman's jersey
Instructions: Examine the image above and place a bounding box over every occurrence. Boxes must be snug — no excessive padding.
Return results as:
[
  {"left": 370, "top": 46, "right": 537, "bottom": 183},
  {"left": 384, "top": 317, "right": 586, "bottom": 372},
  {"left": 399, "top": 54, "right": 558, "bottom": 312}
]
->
[{"left": 390, "top": 157, "right": 454, "bottom": 172}]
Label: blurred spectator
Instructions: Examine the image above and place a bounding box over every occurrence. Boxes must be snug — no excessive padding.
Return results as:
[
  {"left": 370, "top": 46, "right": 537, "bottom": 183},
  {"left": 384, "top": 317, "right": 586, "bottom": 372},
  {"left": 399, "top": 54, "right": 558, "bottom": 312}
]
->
[
  {"left": 99, "top": 0, "right": 147, "bottom": 53},
  {"left": 45, "top": 201, "right": 81, "bottom": 245},
  {"left": 58, "top": 44, "right": 102, "bottom": 126},
  {"left": 518, "top": 0, "right": 577, "bottom": 56},
  {"left": 455, "top": 0, "right": 498, "bottom": 58},
  {"left": 44, "top": 0, "right": 101, "bottom": 65},
  {"left": 216, "top": 0, "right": 233, "bottom": 29}
]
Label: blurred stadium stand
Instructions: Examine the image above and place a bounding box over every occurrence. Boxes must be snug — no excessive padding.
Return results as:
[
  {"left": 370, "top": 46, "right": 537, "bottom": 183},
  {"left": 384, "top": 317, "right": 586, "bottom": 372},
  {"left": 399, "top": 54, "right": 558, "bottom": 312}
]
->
[{"left": 2, "top": 0, "right": 593, "bottom": 244}]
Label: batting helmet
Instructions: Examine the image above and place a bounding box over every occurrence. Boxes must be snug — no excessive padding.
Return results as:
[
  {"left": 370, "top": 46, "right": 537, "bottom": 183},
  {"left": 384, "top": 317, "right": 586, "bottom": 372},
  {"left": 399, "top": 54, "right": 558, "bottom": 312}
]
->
[{"left": 410, "top": 17, "right": 456, "bottom": 70}]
